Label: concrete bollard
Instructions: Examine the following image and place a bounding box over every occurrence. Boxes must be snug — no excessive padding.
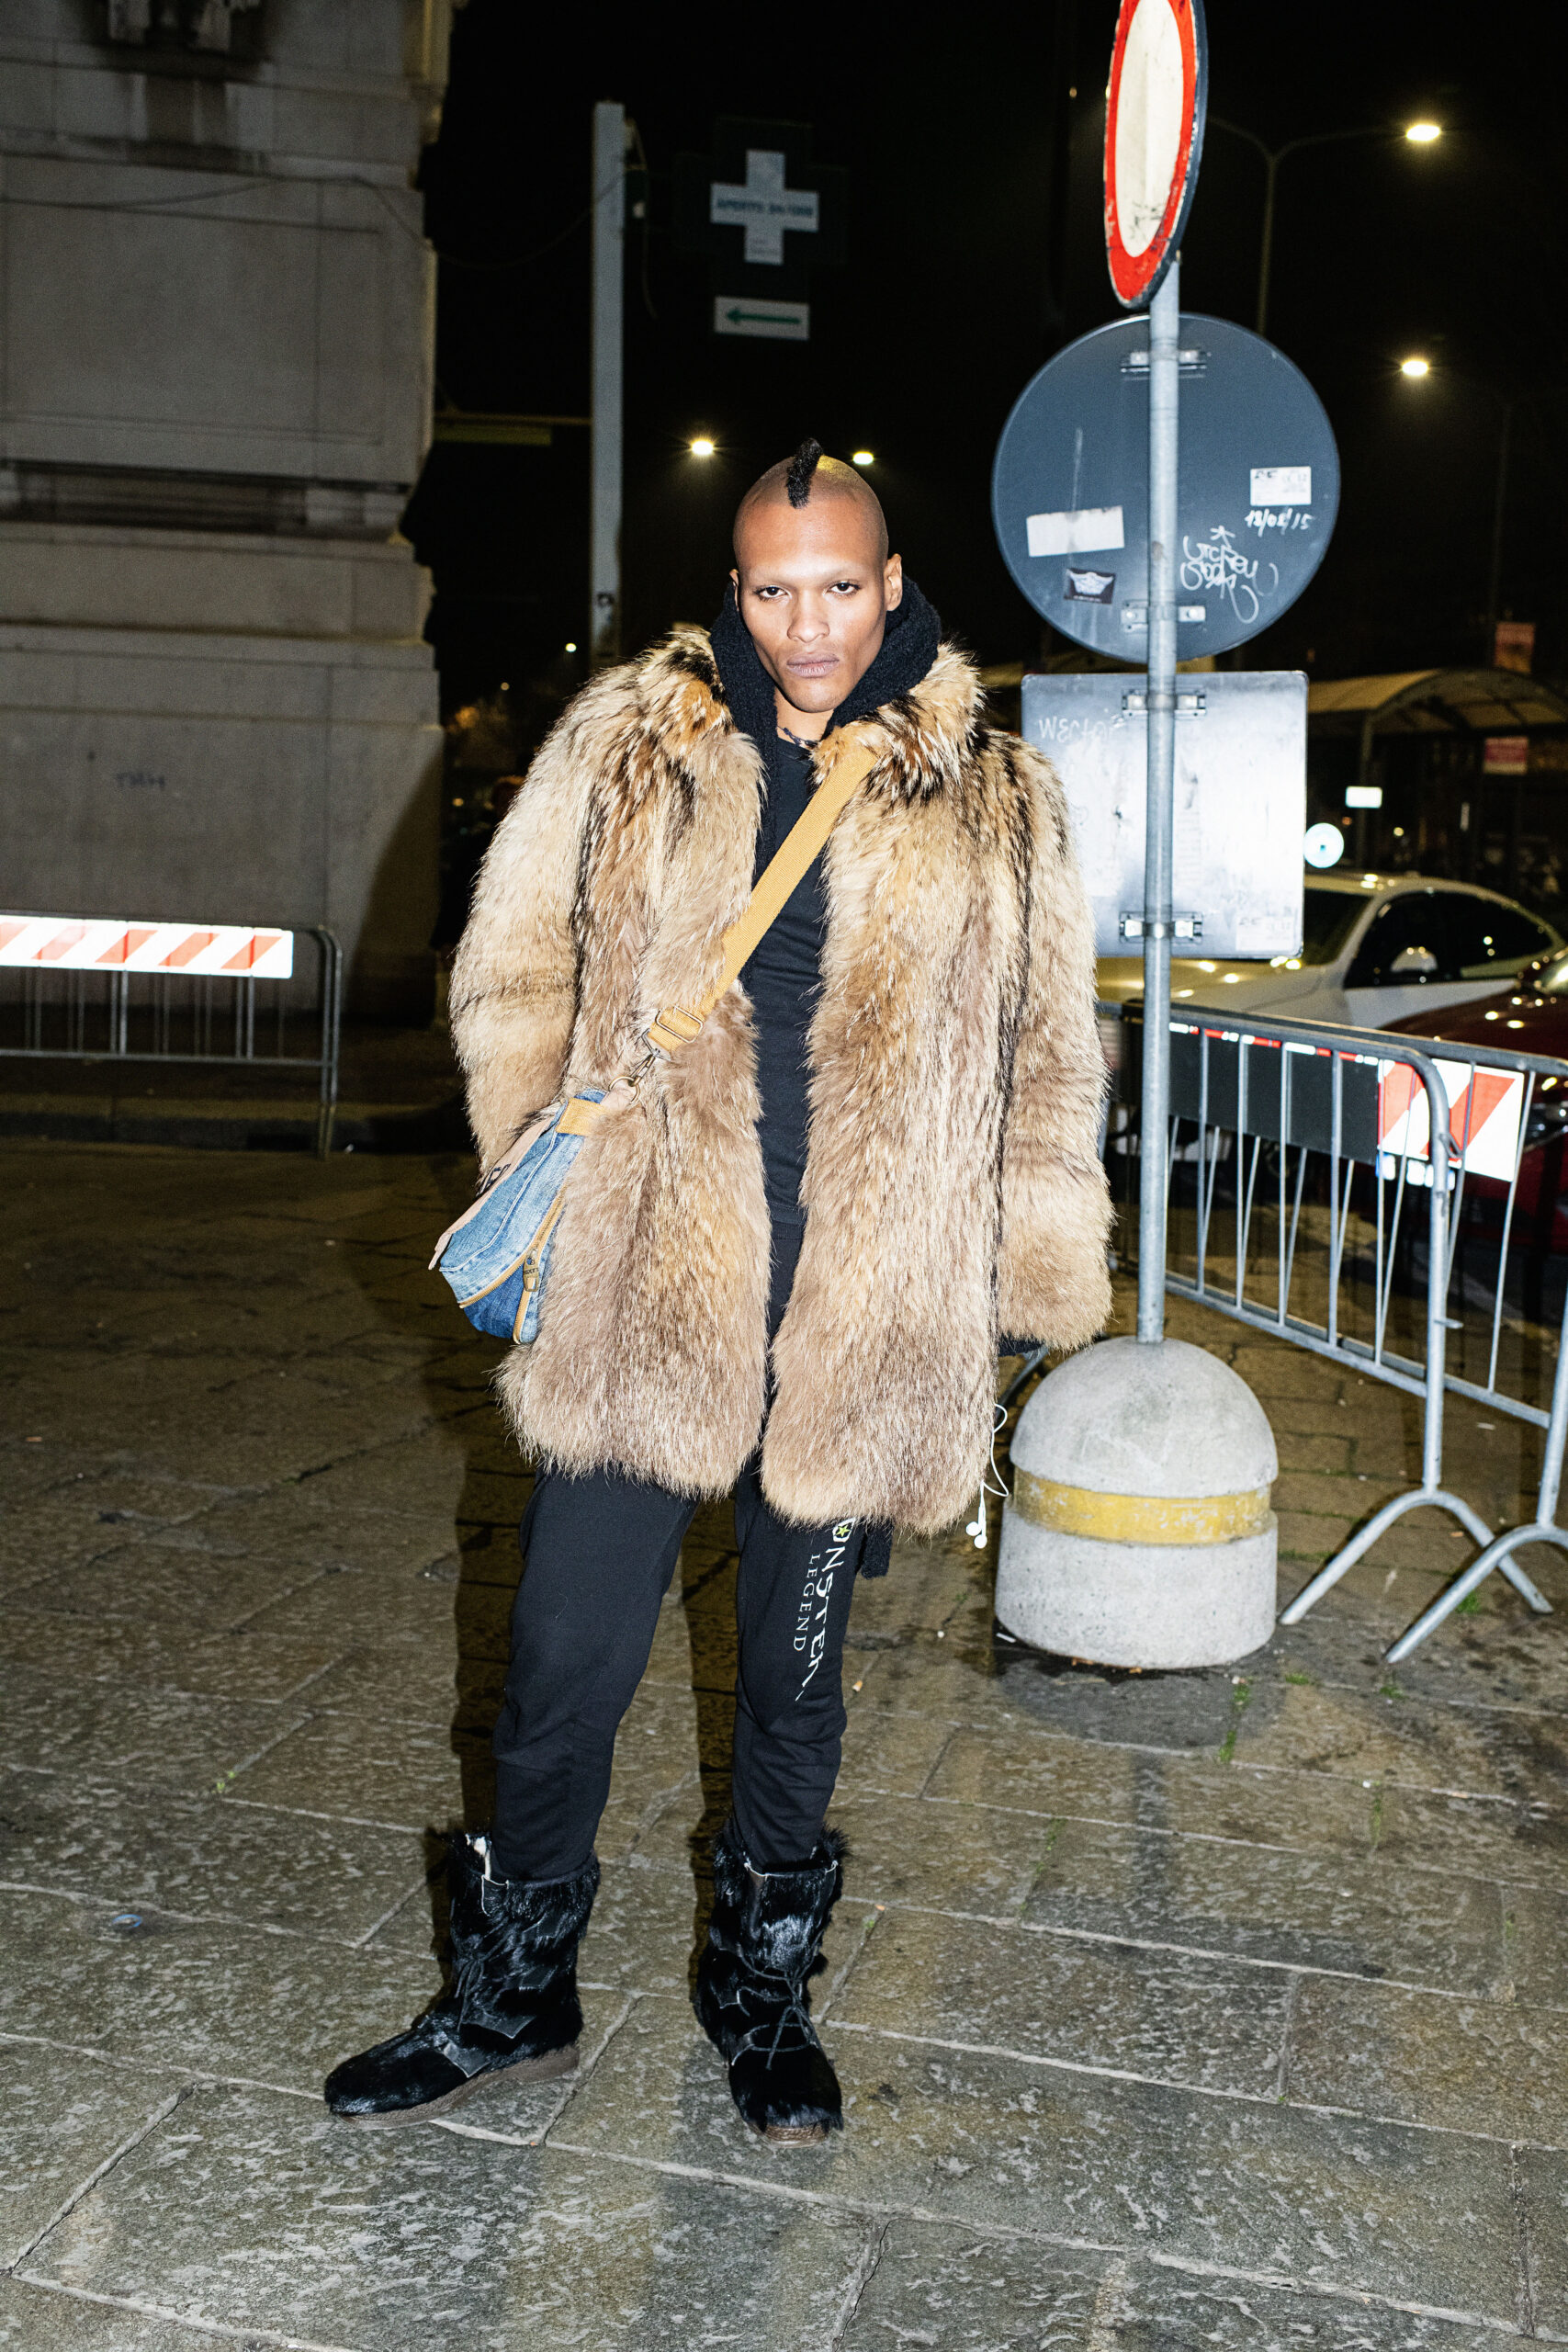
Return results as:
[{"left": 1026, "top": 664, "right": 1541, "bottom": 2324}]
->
[{"left": 996, "top": 1336, "right": 1278, "bottom": 1669}]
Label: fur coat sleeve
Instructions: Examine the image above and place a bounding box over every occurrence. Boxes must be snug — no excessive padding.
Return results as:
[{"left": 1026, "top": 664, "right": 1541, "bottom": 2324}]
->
[
  {"left": 446, "top": 689, "right": 598, "bottom": 1171},
  {"left": 994, "top": 740, "right": 1113, "bottom": 1351}
]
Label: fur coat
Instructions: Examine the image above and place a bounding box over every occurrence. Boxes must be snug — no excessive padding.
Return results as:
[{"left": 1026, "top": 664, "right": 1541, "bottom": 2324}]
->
[{"left": 449, "top": 626, "right": 1111, "bottom": 1537}]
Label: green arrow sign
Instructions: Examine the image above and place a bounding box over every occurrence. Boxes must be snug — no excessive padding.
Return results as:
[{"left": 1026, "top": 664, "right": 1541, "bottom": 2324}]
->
[{"left": 714, "top": 296, "right": 809, "bottom": 343}]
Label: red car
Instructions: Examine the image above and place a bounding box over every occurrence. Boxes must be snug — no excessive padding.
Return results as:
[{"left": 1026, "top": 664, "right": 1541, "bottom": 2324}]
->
[{"left": 1387, "top": 947, "right": 1568, "bottom": 1245}]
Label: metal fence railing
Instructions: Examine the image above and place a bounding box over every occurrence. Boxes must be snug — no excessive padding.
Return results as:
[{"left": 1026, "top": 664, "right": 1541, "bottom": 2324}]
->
[
  {"left": 0, "top": 916, "right": 343, "bottom": 1158},
  {"left": 1101, "top": 1001, "right": 1568, "bottom": 1659}
]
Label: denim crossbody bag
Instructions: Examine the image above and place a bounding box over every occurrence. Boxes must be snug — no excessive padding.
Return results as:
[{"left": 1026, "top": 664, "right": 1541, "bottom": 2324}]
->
[{"left": 433, "top": 735, "right": 878, "bottom": 1343}]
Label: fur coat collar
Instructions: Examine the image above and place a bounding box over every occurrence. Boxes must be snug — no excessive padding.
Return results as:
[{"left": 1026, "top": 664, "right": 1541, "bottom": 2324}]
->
[{"left": 449, "top": 625, "right": 1111, "bottom": 1536}]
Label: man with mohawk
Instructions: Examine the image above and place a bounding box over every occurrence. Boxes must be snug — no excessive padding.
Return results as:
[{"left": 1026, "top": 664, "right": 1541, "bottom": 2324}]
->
[{"left": 325, "top": 440, "right": 1111, "bottom": 2144}]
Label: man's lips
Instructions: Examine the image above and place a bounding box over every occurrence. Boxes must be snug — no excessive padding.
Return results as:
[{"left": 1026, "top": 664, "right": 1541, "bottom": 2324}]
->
[{"left": 785, "top": 654, "right": 839, "bottom": 676}]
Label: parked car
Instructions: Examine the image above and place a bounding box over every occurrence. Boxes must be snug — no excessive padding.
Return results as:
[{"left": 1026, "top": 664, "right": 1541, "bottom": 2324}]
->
[
  {"left": 1098, "top": 873, "right": 1563, "bottom": 1031},
  {"left": 1387, "top": 945, "right": 1568, "bottom": 1245}
]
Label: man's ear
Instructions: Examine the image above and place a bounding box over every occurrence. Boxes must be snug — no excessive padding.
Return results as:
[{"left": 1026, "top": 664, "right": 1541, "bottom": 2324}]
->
[
  {"left": 728, "top": 568, "right": 741, "bottom": 605},
  {"left": 885, "top": 553, "right": 904, "bottom": 610}
]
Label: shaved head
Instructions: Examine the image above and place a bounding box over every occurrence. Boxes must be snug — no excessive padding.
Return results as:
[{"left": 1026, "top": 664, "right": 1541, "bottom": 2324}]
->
[{"left": 733, "top": 437, "right": 888, "bottom": 567}]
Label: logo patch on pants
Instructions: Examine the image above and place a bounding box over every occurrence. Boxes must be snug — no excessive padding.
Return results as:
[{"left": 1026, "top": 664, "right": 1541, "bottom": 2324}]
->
[{"left": 793, "top": 1520, "right": 857, "bottom": 1693}]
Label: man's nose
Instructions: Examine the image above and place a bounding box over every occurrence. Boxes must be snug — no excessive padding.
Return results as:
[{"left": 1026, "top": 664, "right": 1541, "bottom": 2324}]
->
[{"left": 788, "top": 599, "right": 828, "bottom": 642}]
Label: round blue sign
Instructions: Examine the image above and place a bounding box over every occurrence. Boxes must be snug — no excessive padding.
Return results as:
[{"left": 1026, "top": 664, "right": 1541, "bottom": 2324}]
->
[{"left": 991, "top": 312, "right": 1339, "bottom": 660}]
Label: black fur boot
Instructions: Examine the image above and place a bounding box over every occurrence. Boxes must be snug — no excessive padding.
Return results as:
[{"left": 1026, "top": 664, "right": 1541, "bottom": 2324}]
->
[
  {"left": 694, "top": 1817, "right": 846, "bottom": 2144},
  {"left": 323, "top": 1834, "right": 598, "bottom": 2125}
]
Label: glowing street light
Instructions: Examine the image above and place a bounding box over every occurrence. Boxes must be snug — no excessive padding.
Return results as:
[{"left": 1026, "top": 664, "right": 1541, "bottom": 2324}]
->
[
  {"left": 1210, "top": 114, "right": 1445, "bottom": 336},
  {"left": 851, "top": 450, "right": 874, "bottom": 468},
  {"left": 1400, "top": 356, "right": 1431, "bottom": 379},
  {"left": 689, "top": 437, "right": 716, "bottom": 458}
]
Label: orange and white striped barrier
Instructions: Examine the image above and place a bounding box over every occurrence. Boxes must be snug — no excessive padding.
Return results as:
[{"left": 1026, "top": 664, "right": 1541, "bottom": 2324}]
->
[
  {"left": 1378, "top": 1056, "right": 1525, "bottom": 1185},
  {"left": 0, "top": 917, "right": 294, "bottom": 980}
]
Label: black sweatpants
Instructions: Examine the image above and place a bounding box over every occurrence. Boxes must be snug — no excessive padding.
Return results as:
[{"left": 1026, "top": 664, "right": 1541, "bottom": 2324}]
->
[{"left": 490, "top": 1219, "right": 868, "bottom": 1880}]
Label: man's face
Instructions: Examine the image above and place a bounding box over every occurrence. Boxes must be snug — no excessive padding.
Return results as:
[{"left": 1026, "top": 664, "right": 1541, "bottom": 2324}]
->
[{"left": 731, "top": 496, "right": 902, "bottom": 726}]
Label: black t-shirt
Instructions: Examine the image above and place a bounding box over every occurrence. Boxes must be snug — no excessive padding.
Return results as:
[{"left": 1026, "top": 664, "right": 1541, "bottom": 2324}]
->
[{"left": 740, "top": 736, "right": 827, "bottom": 1225}]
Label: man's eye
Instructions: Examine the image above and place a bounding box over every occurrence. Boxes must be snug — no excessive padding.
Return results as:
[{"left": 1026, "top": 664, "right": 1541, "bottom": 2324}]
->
[{"left": 829, "top": 581, "right": 860, "bottom": 594}]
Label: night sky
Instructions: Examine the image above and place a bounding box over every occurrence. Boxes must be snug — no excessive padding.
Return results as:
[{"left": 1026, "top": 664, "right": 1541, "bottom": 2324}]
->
[{"left": 408, "top": 0, "right": 1568, "bottom": 726}]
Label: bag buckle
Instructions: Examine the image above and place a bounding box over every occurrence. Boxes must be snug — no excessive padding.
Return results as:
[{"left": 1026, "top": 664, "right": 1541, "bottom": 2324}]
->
[{"left": 645, "top": 1004, "right": 705, "bottom": 1056}]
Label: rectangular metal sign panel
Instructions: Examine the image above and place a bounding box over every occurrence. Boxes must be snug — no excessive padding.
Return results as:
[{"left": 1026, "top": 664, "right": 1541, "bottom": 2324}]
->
[
  {"left": 713, "top": 296, "right": 808, "bottom": 341},
  {"left": 1021, "top": 670, "right": 1306, "bottom": 959}
]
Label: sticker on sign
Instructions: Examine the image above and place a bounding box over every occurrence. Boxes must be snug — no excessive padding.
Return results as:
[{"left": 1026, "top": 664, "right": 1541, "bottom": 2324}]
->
[
  {"left": 1378, "top": 1057, "right": 1525, "bottom": 1185},
  {"left": 1250, "top": 466, "right": 1311, "bottom": 505},
  {"left": 1026, "top": 504, "right": 1125, "bottom": 558}
]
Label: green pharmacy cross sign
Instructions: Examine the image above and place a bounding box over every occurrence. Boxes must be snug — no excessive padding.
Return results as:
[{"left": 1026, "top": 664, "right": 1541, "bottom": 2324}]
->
[{"left": 674, "top": 117, "right": 848, "bottom": 344}]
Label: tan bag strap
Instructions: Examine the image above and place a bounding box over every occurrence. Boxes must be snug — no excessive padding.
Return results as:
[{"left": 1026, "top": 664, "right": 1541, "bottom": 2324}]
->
[
  {"left": 654, "top": 732, "right": 879, "bottom": 1047},
  {"left": 557, "top": 730, "right": 879, "bottom": 1136}
]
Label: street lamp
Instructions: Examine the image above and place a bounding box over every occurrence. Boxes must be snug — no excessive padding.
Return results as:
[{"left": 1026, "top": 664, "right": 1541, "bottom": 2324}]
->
[
  {"left": 1209, "top": 117, "right": 1441, "bottom": 338},
  {"left": 851, "top": 450, "right": 874, "bottom": 468},
  {"left": 1400, "top": 356, "right": 1431, "bottom": 378},
  {"left": 689, "top": 437, "right": 716, "bottom": 458}
]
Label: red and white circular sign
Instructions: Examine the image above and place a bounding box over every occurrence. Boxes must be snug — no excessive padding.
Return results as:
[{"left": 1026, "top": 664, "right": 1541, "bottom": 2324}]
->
[{"left": 1104, "top": 0, "right": 1207, "bottom": 308}]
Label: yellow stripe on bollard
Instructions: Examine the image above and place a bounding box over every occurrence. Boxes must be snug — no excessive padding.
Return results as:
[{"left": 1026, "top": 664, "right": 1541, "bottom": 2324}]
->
[{"left": 1010, "top": 1473, "right": 1273, "bottom": 1545}]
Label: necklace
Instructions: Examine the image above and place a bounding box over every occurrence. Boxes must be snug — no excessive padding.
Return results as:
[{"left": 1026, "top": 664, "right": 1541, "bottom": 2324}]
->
[{"left": 775, "top": 724, "right": 819, "bottom": 750}]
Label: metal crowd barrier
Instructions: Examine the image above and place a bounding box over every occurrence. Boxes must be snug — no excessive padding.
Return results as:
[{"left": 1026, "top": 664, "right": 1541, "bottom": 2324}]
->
[
  {"left": 1107, "top": 1001, "right": 1568, "bottom": 1659},
  {"left": 0, "top": 915, "right": 343, "bottom": 1158}
]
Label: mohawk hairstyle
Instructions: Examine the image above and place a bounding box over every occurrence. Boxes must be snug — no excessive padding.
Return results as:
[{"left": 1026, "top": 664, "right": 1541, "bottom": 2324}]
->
[
  {"left": 733, "top": 438, "right": 889, "bottom": 562},
  {"left": 785, "top": 438, "right": 823, "bottom": 508}
]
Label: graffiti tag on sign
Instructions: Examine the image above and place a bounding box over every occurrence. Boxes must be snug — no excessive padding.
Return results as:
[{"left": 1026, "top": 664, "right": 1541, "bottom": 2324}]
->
[{"left": 1179, "top": 525, "right": 1280, "bottom": 628}]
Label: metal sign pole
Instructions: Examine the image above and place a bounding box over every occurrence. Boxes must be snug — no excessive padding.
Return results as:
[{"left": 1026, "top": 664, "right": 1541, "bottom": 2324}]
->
[
  {"left": 1137, "top": 257, "right": 1180, "bottom": 1345},
  {"left": 589, "top": 100, "right": 625, "bottom": 671}
]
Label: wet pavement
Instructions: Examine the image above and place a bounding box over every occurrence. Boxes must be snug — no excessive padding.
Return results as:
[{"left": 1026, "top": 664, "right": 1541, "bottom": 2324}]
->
[{"left": 2, "top": 1136, "right": 1565, "bottom": 2348}]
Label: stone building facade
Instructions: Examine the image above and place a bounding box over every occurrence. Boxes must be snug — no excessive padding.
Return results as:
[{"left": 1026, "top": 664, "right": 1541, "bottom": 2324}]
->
[{"left": 0, "top": 1, "right": 454, "bottom": 1016}]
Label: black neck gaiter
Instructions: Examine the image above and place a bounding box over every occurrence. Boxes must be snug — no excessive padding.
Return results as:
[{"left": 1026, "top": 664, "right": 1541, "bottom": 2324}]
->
[{"left": 709, "top": 574, "right": 942, "bottom": 748}]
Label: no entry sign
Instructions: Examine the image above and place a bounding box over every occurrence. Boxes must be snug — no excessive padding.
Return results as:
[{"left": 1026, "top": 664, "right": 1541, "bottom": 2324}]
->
[{"left": 1104, "top": 0, "right": 1207, "bottom": 307}]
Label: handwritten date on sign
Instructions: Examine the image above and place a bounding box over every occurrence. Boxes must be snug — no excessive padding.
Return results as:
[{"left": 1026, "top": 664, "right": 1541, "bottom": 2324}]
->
[{"left": 1245, "top": 507, "right": 1315, "bottom": 535}]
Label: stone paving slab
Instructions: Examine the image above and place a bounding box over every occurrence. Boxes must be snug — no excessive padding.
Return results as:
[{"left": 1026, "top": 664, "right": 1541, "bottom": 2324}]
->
[
  {"left": 0, "top": 2275, "right": 236, "bottom": 2349},
  {"left": 24, "top": 2081, "right": 874, "bottom": 2352},
  {"left": 826, "top": 1789, "right": 1050, "bottom": 1917},
  {"left": 932, "top": 1719, "right": 1568, "bottom": 1897},
  {"left": 0, "top": 2041, "right": 178, "bottom": 2272},
  {"left": 1514, "top": 2144, "right": 1568, "bottom": 2337},
  {"left": 0, "top": 1770, "right": 430, "bottom": 1943},
  {"left": 1288, "top": 1969, "right": 1568, "bottom": 2143},
  {"left": 835, "top": 2229, "right": 1504, "bottom": 2352},
  {"left": 0, "top": 1608, "right": 341, "bottom": 1710},
  {"left": 1016, "top": 1813, "right": 1506, "bottom": 1990},
  {"left": 550, "top": 1995, "right": 1521, "bottom": 2319},
  {"left": 0, "top": 1664, "right": 300, "bottom": 1797},
  {"left": 1230, "top": 1677, "right": 1568, "bottom": 1799},
  {"left": 1265, "top": 1605, "right": 1568, "bottom": 1719},
  {"left": 175, "top": 1489, "right": 461, "bottom": 1577},
  {"left": 836, "top": 2226, "right": 1113, "bottom": 2350},
  {"left": 14, "top": 1544, "right": 312, "bottom": 1634},
  {"left": 0, "top": 1889, "right": 437, "bottom": 2097},
  {"left": 235, "top": 1557, "right": 481, "bottom": 1651},
  {"left": 299, "top": 1639, "right": 504, "bottom": 1732},
  {"left": 826, "top": 1906, "right": 1291, "bottom": 2098},
  {"left": 217, "top": 1706, "right": 480, "bottom": 1832},
  {"left": 1504, "top": 1881, "right": 1568, "bottom": 2009}
]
